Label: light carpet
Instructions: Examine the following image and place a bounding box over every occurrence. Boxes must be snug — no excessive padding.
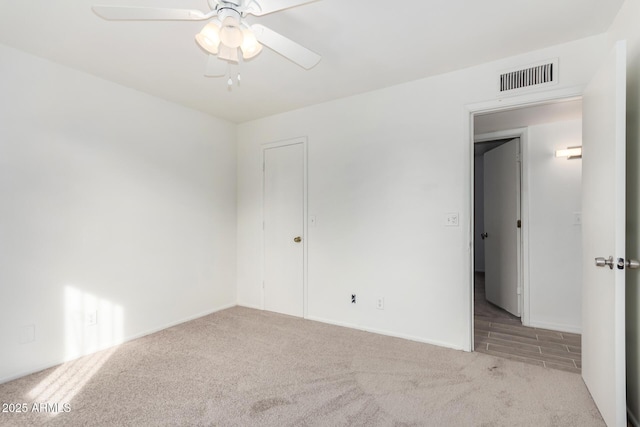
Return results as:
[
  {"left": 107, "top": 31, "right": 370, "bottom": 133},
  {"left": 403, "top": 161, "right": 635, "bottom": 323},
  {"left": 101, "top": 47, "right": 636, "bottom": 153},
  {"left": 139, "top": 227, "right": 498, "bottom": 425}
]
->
[{"left": 0, "top": 307, "right": 604, "bottom": 426}]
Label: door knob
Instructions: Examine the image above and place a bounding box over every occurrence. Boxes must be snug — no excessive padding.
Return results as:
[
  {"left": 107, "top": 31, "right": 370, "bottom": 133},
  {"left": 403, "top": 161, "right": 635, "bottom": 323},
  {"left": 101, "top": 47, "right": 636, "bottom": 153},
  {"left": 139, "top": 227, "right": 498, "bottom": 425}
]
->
[
  {"left": 294, "top": 236, "right": 302, "bottom": 243},
  {"left": 626, "top": 259, "right": 640, "bottom": 269},
  {"left": 595, "top": 256, "right": 614, "bottom": 269},
  {"left": 481, "top": 232, "right": 488, "bottom": 240}
]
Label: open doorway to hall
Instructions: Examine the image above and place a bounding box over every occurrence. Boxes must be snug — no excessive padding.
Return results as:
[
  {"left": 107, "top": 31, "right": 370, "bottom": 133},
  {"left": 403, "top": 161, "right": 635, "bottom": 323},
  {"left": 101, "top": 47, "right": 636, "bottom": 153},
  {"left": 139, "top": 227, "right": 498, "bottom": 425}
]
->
[{"left": 472, "top": 99, "right": 583, "bottom": 373}]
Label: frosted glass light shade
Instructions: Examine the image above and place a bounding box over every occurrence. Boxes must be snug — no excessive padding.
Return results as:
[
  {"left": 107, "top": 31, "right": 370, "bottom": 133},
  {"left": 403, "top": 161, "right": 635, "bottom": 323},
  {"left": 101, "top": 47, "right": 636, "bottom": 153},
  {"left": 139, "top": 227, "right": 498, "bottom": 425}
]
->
[
  {"left": 220, "top": 16, "right": 243, "bottom": 48},
  {"left": 218, "top": 44, "right": 239, "bottom": 62},
  {"left": 240, "top": 29, "right": 262, "bottom": 59},
  {"left": 195, "top": 22, "right": 221, "bottom": 54}
]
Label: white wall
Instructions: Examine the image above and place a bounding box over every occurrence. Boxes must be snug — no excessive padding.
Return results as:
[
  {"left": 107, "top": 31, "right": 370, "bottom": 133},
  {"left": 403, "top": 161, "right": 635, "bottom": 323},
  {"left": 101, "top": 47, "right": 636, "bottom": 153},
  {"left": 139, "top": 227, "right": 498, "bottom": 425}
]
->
[
  {"left": 237, "top": 35, "right": 608, "bottom": 350},
  {"left": 0, "top": 44, "right": 237, "bottom": 382},
  {"left": 606, "top": 0, "right": 640, "bottom": 423},
  {"left": 527, "top": 120, "right": 582, "bottom": 333}
]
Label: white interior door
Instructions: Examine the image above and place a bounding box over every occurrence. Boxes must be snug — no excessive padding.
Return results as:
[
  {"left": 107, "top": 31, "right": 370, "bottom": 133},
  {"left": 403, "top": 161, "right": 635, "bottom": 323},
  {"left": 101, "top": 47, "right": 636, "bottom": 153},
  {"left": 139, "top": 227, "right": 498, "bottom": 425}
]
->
[
  {"left": 484, "top": 138, "right": 520, "bottom": 317},
  {"left": 263, "top": 142, "right": 304, "bottom": 317},
  {"left": 582, "top": 40, "right": 627, "bottom": 427}
]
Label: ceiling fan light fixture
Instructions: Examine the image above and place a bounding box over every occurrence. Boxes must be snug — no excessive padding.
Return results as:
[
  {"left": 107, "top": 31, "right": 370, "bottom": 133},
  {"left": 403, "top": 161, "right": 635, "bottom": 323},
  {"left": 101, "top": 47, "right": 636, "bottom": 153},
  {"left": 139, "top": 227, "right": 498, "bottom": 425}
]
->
[
  {"left": 93, "top": 0, "right": 323, "bottom": 80},
  {"left": 240, "top": 29, "right": 262, "bottom": 59},
  {"left": 195, "top": 22, "right": 221, "bottom": 54}
]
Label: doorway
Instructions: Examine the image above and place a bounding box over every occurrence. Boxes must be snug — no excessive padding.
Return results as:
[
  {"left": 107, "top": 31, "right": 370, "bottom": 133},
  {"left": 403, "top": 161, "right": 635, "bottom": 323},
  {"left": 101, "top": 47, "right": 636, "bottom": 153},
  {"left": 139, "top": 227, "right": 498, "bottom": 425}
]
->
[
  {"left": 470, "top": 98, "right": 584, "bottom": 372},
  {"left": 262, "top": 138, "right": 307, "bottom": 318}
]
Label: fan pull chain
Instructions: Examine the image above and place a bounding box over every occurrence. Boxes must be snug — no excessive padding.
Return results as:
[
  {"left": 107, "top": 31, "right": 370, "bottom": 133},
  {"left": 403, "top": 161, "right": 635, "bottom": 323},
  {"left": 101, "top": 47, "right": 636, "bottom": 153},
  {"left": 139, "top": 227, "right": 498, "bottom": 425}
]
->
[
  {"left": 227, "top": 75, "right": 241, "bottom": 87},
  {"left": 226, "top": 63, "right": 241, "bottom": 89}
]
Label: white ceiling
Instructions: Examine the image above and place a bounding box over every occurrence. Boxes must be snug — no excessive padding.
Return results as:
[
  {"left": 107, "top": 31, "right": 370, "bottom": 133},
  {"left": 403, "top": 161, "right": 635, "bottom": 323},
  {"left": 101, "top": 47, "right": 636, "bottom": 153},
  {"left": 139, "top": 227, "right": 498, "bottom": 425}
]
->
[{"left": 0, "top": 0, "right": 624, "bottom": 123}]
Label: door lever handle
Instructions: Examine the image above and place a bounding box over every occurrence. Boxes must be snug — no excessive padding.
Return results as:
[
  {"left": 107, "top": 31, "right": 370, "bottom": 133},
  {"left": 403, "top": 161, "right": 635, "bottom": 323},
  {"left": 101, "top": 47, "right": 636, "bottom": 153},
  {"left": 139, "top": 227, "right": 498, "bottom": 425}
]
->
[
  {"left": 595, "top": 256, "right": 614, "bottom": 269},
  {"left": 294, "top": 236, "right": 302, "bottom": 243},
  {"left": 626, "top": 259, "right": 640, "bottom": 269}
]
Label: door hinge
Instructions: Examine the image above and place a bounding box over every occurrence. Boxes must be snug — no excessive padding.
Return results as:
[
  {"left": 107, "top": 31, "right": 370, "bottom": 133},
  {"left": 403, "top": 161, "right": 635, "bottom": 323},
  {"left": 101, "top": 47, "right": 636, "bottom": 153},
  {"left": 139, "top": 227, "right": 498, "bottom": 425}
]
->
[{"left": 517, "top": 220, "right": 521, "bottom": 228}]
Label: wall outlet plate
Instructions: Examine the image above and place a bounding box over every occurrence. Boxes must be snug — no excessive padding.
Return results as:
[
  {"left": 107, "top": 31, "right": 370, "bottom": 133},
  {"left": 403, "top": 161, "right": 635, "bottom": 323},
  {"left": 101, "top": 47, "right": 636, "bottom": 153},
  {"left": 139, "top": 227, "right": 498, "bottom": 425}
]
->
[
  {"left": 85, "top": 310, "right": 98, "bottom": 326},
  {"left": 445, "top": 212, "right": 459, "bottom": 227},
  {"left": 573, "top": 212, "right": 582, "bottom": 225},
  {"left": 376, "top": 297, "right": 384, "bottom": 310}
]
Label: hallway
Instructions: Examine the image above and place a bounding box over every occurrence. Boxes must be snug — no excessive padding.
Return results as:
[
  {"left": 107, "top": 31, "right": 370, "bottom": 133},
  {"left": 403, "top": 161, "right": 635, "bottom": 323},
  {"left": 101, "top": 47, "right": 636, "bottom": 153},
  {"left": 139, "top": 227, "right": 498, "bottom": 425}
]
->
[{"left": 474, "top": 273, "right": 582, "bottom": 373}]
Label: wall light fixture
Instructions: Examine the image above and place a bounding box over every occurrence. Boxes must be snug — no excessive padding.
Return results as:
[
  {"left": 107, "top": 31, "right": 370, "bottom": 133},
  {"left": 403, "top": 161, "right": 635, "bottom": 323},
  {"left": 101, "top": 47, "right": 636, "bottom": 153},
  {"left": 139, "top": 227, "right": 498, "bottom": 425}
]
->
[{"left": 555, "top": 146, "right": 582, "bottom": 160}]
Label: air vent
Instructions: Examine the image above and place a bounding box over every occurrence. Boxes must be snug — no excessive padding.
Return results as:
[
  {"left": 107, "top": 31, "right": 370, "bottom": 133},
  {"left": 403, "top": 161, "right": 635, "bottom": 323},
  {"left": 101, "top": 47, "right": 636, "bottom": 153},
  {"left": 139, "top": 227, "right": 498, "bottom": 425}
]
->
[{"left": 499, "top": 59, "right": 558, "bottom": 93}]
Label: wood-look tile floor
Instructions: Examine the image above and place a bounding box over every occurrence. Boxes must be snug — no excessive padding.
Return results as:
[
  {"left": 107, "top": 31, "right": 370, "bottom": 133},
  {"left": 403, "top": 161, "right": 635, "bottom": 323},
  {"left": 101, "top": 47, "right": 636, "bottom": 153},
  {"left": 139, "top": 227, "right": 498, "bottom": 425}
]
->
[{"left": 474, "top": 273, "right": 582, "bottom": 374}]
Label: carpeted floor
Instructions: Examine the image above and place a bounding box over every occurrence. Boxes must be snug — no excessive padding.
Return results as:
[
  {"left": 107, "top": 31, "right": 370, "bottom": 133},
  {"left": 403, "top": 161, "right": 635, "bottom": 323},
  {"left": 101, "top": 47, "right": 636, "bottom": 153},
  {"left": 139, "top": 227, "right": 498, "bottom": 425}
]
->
[{"left": 0, "top": 307, "right": 604, "bottom": 426}]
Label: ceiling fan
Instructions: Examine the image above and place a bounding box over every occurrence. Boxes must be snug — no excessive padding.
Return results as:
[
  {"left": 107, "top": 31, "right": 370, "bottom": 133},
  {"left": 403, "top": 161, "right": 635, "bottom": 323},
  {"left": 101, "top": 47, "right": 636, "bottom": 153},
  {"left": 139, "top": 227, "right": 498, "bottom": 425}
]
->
[{"left": 92, "top": 0, "right": 322, "bottom": 79}]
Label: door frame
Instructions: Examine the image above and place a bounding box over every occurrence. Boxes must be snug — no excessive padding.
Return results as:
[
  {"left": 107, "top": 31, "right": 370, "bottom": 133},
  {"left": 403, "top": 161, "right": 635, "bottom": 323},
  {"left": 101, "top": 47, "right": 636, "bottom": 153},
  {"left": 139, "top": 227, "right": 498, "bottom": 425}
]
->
[
  {"left": 261, "top": 136, "right": 309, "bottom": 318},
  {"left": 475, "top": 133, "right": 526, "bottom": 320},
  {"left": 464, "top": 85, "right": 585, "bottom": 352}
]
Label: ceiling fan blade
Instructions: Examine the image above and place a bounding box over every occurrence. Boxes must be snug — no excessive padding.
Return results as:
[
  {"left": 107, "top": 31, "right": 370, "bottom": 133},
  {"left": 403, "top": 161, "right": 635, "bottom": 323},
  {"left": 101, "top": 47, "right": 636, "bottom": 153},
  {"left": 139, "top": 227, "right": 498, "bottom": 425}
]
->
[
  {"left": 251, "top": 24, "right": 320, "bottom": 70},
  {"left": 92, "top": 6, "right": 209, "bottom": 21},
  {"left": 246, "top": 0, "right": 320, "bottom": 16},
  {"left": 205, "top": 54, "right": 227, "bottom": 77}
]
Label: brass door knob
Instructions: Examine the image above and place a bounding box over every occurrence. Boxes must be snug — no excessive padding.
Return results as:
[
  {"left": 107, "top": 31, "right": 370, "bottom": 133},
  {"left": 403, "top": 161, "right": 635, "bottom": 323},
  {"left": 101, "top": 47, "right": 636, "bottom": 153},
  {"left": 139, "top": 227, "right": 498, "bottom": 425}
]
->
[{"left": 294, "top": 236, "right": 302, "bottom": 243}]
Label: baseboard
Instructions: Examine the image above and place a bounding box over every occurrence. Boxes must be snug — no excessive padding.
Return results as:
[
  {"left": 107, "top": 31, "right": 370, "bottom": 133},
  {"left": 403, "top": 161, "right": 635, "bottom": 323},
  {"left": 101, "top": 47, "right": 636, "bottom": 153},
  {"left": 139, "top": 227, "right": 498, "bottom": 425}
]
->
[
  {"left": 0, "top": 357, "right": 73, "bottom": 386},
  {"left": 124, "top": 302, "right": 237, "bottom": 342},
  {"left": 0, "top": 302, "right": 237, "bottom": 385},
  {"left": 526, "top": 319, "right": 581, "bottom": 334},
  {"left": 629, "top": 407, "right": 639, "bottom": 427},
  {"left": 237, "top": 303, "right": 262, "bottom": 310},
  {"left": 306, "top": 315, "right": 464, "bottom": 352}
]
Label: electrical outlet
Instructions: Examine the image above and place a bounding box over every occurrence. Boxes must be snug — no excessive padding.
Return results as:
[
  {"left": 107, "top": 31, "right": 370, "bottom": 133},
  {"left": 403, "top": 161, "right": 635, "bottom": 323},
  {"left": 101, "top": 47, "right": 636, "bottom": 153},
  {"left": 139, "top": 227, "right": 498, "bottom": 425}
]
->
[
  {"left": 85, "top": 310, "right": 98, "bottom": 326},
  {"left": 573, "top": 212, "right": 582, "bottom": 225},
  {"left": 445, "top": 212, "right": 459, "bottom": 227},
  {"left": 376, "top": 297, "right": 384, "bottom": 310},
  {"left": 351, "top": 294, "right": 356, "bottom": 304}
]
